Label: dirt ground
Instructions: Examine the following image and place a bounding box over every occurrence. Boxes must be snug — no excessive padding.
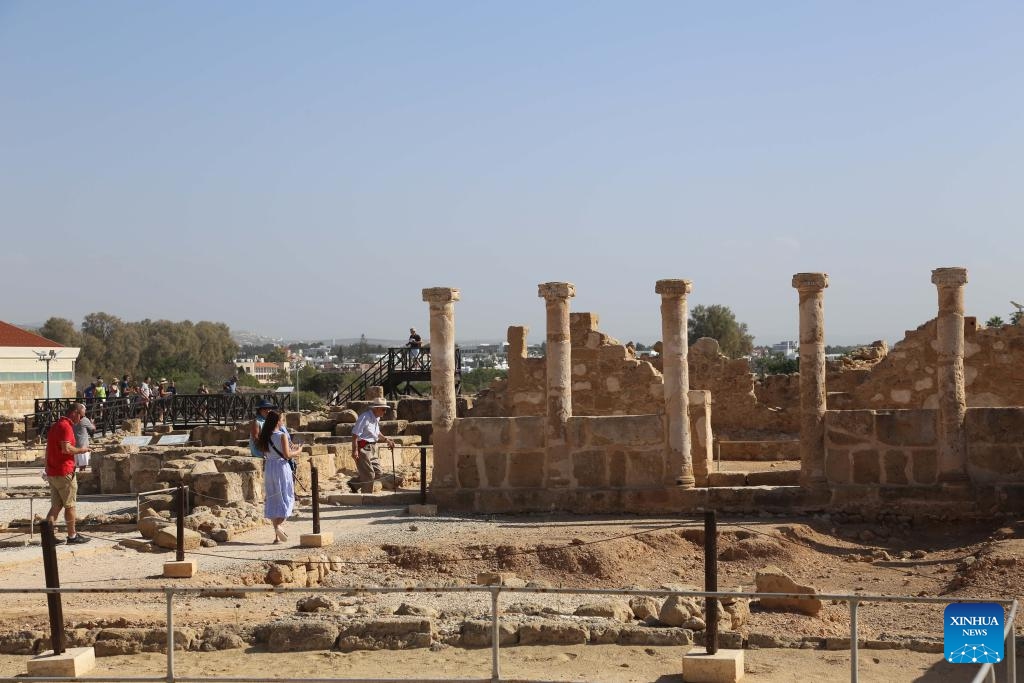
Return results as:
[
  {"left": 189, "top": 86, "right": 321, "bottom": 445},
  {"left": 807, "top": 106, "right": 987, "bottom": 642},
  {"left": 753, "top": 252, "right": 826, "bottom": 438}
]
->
[
  {"left": 0, "top": 475, "right": 1021, "bottom": 682},
  {"left": 0, "top": 644, "right": 1016, "bottom": 681}
]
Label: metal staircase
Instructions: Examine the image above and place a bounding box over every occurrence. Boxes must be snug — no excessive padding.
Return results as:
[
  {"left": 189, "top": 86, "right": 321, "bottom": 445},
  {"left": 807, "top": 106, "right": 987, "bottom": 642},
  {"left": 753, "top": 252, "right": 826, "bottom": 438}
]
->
[{"left": 332, "top": 347, "right": 462, "bottom": 404}]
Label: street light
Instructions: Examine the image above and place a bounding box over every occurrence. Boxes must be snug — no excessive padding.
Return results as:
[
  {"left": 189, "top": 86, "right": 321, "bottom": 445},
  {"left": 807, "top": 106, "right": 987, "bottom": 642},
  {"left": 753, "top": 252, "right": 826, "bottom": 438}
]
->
[{"left": 34, "top": 349, "right": 59, "bottom": 401}]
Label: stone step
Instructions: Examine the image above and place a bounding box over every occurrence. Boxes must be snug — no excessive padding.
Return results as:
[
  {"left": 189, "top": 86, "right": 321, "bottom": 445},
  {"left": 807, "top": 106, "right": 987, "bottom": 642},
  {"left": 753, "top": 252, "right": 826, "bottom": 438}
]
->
[
  {"left": 324, "top": 491, "right": 423, "bottom": 507},
  {"left": 717, "top": 440, "right": 799, "bottom": 461},
  {"left": 707, "top": 469, "right": 801, "bottom": 487}
]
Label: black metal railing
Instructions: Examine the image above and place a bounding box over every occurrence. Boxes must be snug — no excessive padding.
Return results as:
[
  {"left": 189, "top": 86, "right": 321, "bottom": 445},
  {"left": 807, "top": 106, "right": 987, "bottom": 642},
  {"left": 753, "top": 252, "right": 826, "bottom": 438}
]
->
[
  {"left": 331, "top": 347, "right": 462, "bottom": 405},
  {"left": 26, "top": 392, "right": 290, "bottom": 438}
]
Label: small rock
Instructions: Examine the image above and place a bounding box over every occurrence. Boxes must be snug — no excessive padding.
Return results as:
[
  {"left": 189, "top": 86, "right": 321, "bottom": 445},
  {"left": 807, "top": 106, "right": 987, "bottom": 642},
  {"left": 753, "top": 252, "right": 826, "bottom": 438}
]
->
[{"left": 297, "top": 596, "right": 337, "bottom": 612}]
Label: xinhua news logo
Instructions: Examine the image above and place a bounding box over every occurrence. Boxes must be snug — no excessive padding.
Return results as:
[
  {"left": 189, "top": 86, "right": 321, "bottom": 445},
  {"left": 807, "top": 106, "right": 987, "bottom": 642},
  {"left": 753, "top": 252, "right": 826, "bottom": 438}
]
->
[{"left": 944, "top": 603, "right": 1004, "bottom": 664}]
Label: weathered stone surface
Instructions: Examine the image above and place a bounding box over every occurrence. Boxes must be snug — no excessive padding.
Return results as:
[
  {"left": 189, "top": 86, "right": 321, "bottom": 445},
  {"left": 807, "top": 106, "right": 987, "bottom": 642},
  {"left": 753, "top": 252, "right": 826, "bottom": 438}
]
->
[
  {"left": 628, "top": 596, "right": 661, "bottom": 621},
  {"left": 573, "top": 600, "right": 633, "bottom": 623},
  {"left": 296, "top": 596, "right": 337, "bottom": 612},
  {"left": 200, "top": 625, "right": 246, "bottom": 651},
  {"left": 460, "top": 620, "right": 518, "bottom": 647},
  {"left": 266, "top": 622, "right": 339, "bottom": 652},
  {"left": 517, "top": 621, "right": 588, "bottom": 645},
  {"left": 658, "top": 595, "right": 702, "bottom": 627},
  {"left": 755, "top": 565, "right": 821, "bottom": 616},
  {"left": 336, "top": 618, "right": 432, "bottom": 651},
  {"left": 153, "top": 526, "right": 201, "bottom": 551}
]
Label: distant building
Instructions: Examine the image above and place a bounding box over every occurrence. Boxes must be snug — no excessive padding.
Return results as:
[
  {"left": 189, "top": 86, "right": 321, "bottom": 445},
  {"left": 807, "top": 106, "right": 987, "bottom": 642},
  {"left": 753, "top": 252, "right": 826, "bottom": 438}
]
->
[
  {"left": 234, "top": 356, "right": 291, "bottom": 385},
  {"left": 771, "top": 341, "right": 799, "bottom": 359},
  {"left": 0, "top": 321, "right": 80, "bottom": 415}
]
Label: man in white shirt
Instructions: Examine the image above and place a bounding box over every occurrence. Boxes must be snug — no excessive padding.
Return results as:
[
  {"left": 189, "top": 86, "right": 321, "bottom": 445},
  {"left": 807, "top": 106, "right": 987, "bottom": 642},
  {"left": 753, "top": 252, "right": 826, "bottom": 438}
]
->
[{"left": 350, "top": 398, "right": 394, "bottom": 493}]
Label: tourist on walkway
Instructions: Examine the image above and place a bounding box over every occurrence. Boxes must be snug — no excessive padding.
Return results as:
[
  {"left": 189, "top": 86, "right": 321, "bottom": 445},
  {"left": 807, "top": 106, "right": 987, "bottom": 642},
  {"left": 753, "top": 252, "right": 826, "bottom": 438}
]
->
[
  {"left": 72, "top": 410, "right": 96, "bottom": 472},
  {"left": 249, "top": 399, "right": 276, "bottom": 458},
  {"left": 350, "top": 398, "right": 394, "bottom": 493},
  {"left": 45, "top": 403, "right": 91, "bottom": 544},
  {"left": 256, "top": 410, "right": 298, "bottom": 543},
  {"left": 406, "top": 328, "right": 423, "bottom": 366}
]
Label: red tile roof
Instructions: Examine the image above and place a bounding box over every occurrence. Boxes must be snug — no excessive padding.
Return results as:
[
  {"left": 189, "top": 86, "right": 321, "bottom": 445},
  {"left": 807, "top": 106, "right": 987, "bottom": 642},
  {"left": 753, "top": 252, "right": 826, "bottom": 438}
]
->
[{"left": 0, "top": 321, "right": 64, "bottom": 348}]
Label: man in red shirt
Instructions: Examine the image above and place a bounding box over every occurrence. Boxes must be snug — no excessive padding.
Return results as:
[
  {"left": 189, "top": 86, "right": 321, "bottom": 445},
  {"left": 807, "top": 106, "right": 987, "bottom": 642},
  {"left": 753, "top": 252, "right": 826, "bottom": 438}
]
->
[{"left": 46, "top": 403, "right": 91, "bottom": 544}]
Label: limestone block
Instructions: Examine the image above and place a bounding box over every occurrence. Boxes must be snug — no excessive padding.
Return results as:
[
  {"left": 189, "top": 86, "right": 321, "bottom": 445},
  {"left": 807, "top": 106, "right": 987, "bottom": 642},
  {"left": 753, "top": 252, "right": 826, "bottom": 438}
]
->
[
  {"left": 507, "top": 451, "right": 545, "bottom": 488},
  {"left": 966, "top": 407, "right": 1024, "bottom": 443},
  {"left": 481, "top": 452, "right": 507, "bottom": 487},
  {"left": 214, "top": 456, "right": 261, "bottom": 473},
  {"left": 659, "top": 595, "right": 702, "bottom": 626},
  {"left": 153, "top": 526, "right": 202, "bottom": 550},
  {"left": 629, "top": 596, "right": 661, "bottom": 621},
  {"left": 456, "top": 452, "right": 481, "bottom": 488},
  {"left": 589, "top": 414, "right": 663, "bottom": 447},
  {"left": 163, "top": 559, "right": 198, "bottom": 578},
  {"left": 755, "top": 565, "right": 821, "bottom": 616},
  {"left": 875, "top": 410, "right": 936, "bottom": 447},
  {"left": 624, "top": 449, "right": 664, "bottom": 487},
  {"left": 396, "top": 397, "right": 432, "bottom": 422},
  {"left": 517, "top": 621, "right": 588, "bottom": 645},
  {"left": 120, "top": 419, "right": 143, "bottom": 435},
  {"left": 681, "top": 647, "right": 745, "bottom": 683},
  {"left": 574, "top": 600, "right": 633, "bottom": 622},
  {"left": 27, "top": 647, "right": 95, "bottom": 677},
  {"left": 746, "top": 470, "right": 799, "bottom": 486},
  {"left": 911, "top": 449, "right": 938, "bottom": 484},
  {"left": 266, "top": 622, "right": 339, "bottom": 652},
  {"left": 852, "top": 450, "right": 881, "bottom": 485},
  {"left": 460, "top": 619, "right": 518, "bottom": 647},
  {"left": 191, "top": 472, "right": 244, "bottom": 506},
  {"left": 882, "top": 450, "right": 909, "bottom": 485},
  {"left": 572, "top": 450, "right": 607, "bottom": 488},
  {"left": 823, "top": 450, "right": 851, "bottom": 484},
  {"left": 309, "top": 452, "right": 336, "bottom": 478},
  {"left": 334, "top": 409, "right": 358, "bottom": 423},
  {"left": 98, "top": 453, "right": 132, "bottom": 494},
  {"left": 967, "top": 444, "right": 1024, "bottom": 483},
  {"left": 825, "top": 410, "right": 875, "bottom": 441},
  {"left": 510, "top": 417, "right": 545, "bottom": 449},
  {"left": 707, "top": 471, "right": 747, "bottom": 487}
]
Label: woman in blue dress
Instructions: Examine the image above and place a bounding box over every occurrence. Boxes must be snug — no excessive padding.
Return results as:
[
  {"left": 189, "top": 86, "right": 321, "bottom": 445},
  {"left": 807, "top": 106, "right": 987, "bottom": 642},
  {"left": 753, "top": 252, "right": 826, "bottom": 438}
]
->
[{"left": 256, "top": 411, "right": 298, "bottom": 543}]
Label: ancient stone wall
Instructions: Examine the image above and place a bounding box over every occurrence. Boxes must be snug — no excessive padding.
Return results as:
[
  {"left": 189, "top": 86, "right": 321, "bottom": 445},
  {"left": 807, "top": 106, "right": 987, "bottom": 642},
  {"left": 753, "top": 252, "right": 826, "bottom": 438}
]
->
[
  {"left": 453, "top": 414, "right": 666, "bottom": 491},
  {"left": 0, "top": 381, "right": 76, "bottom": 417},
  {"left": 503, "top": 315, "right": 664, "bottom": 418},
  {"left": 848, "top": 319, "right": 1024, "bottom": 409},
  {"left": 685, "top": 338, "right": 798, "bottom": 437},
  {"left": 823, "top": 406, "right": 1024, "bottom": 488}
]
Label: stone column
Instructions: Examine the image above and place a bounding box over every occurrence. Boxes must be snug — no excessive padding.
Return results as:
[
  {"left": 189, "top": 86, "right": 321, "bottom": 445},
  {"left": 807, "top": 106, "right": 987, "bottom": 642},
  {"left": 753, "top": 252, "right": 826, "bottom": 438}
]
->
[
  {"left": 792, "top": 273, "right": 829, "bottom": 487},
  {"left": 422, "top": 287, "right": 461, "bottom": 488},
  {"left": 538, "top": 283, "right": 576, "bottom": 438},
  {"left": 931, "top": 267, "right": 968, "bottom": 481},
  {"left": 655, "top": 279, "right": 695, "bottom": 487}
]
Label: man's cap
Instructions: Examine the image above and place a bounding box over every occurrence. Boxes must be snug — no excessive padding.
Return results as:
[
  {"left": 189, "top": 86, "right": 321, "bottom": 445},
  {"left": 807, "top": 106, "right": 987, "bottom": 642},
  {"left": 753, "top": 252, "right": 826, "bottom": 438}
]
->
[{"left": 370, "top": 398, "right": 389, "bottom": 410}]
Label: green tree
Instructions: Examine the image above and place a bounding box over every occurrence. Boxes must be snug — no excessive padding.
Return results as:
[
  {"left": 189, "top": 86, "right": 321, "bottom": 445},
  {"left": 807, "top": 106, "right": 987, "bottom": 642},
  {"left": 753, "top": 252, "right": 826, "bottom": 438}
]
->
[
  {"left": 986, "top": 316, "right": 1005, "bottom": 328},
  {"left": 38, "top": 317, "right": 80, "bottom": 347},
  {"left": 461, "top": 368, "right": 507, "bottom": 394},
  {"left": 753, "top": 353, "right": 799, "bottom": 377},
  {"left": 688, "top": 304, "right": 754, "bottom": 358},
  {"left": 1011, "top": 310, "right": 1023, "bottom": 326}
]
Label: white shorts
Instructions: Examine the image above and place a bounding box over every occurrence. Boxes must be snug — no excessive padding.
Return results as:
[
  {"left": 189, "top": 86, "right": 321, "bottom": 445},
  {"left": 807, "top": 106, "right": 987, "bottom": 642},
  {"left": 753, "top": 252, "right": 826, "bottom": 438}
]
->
[{"left": 74, "top": 451, "right": 91, "bottom": 468}]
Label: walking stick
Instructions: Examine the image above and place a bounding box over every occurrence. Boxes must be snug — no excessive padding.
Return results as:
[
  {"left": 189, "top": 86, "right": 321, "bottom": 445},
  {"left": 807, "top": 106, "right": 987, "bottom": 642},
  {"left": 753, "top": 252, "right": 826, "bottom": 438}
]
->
[{"left": 389, "top": 442, "right": 397, "bottom": 491}]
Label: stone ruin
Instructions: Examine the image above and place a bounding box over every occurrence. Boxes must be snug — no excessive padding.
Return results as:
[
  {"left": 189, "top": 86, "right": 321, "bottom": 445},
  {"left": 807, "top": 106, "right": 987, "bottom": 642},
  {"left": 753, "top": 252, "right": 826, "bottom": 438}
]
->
[{"left": 416, "top": 270, "right": 1024, "bottom": 516}]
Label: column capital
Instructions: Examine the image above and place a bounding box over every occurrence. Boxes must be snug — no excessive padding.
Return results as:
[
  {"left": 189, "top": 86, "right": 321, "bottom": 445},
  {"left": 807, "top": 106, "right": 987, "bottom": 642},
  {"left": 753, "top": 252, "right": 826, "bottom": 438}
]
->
[
  {"left": 422, "top": 287, "right": 461, "bottom": 304},
  {"left": 792, "top": 272, "right": 829, "bottom": 291},
  {"left": 931, "top": 267, "right": 968, "bottom": 288},
  {"left": 538, "top": 282, "right": 576, "bottom": 301},
  {"left": 655, "top": 279, "right": 693, "bottom": 298}
]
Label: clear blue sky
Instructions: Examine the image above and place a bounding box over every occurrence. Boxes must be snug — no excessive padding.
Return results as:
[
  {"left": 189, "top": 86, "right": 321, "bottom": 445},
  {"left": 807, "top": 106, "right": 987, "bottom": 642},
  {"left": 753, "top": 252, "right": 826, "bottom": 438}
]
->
[{"left": 2, "top": 1, "right": 1021, "bottom": 346}]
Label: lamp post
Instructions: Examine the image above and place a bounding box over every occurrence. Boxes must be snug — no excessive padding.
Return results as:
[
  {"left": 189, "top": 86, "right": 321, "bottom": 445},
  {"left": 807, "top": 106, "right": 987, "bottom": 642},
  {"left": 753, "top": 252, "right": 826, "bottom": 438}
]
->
[
  {"left": 295, "top": 358, "right": 300, "bottom": 411},
  {"left": 34, "top": 350, "right": 58, "bottom": 401}
]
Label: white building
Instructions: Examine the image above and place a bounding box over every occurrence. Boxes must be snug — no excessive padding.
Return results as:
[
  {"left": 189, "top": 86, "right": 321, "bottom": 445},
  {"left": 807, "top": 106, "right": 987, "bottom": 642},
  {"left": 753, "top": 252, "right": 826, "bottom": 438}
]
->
[{"left": 0, "top": 321, "right": 80, "bottom": 415}]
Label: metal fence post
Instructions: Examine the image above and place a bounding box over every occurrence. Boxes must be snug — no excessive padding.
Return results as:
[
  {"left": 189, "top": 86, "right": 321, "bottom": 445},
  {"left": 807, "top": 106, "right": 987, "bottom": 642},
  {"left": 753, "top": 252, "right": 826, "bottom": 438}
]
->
[
  {"left": 850, "top": 598, "right": 859, "bottom": 683},
  {"left": 166, "top": 588, "right": 175, "bottom": 683},
  {"left": 311, "top": 466, "right": 321, "bottom": 535},
  {"left": 420, "top": 447, "right": 427, "bottom": 505},
  {"left": 175, "top": 484, "right": 185, "bottom": 563},
  {"left": 40, "top": 520, "right": 65, "bottom": 655},
  {"left": 704, "top": 510, "right": 718, "bottom": 655},
  {"left": 491, "top": 587, "right": 501, "bottom": 682},
  {"left": 1007, "top": 624, "right": 1016, "bottom": 683}
]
